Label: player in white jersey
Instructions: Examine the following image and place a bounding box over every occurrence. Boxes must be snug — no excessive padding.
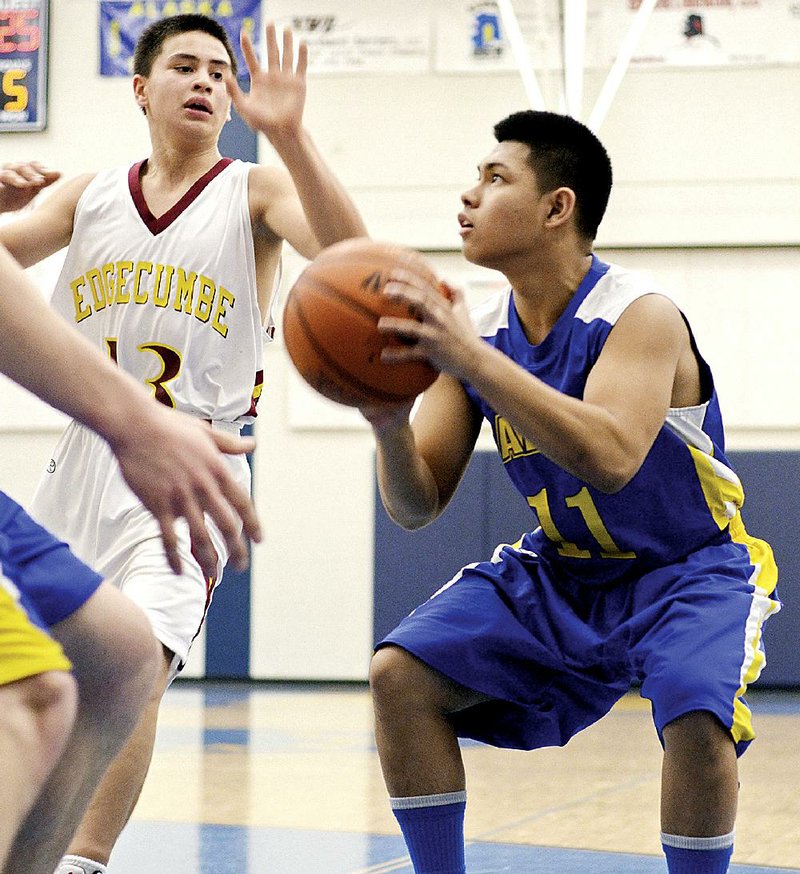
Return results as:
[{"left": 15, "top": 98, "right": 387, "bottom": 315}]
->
[
  {"left": 0, "top": 15, "right": 366, "bottom": 874},
  {"left": 0, "top": 167, "right": 262, "bottom": 874}
]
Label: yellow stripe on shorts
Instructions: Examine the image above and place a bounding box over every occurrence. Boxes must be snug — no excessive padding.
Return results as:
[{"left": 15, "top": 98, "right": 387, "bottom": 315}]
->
[{"left": 0, "top": 584, "right": 72, "bottom": 685}]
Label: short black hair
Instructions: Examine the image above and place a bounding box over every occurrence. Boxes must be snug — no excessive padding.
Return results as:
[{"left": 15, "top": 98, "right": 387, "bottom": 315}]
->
[
  {"left": 493, "top": 110, "right": 612, "bottom": 240},
  {"left": 133, "top": 13, "right": 238, "bottom": 78}
]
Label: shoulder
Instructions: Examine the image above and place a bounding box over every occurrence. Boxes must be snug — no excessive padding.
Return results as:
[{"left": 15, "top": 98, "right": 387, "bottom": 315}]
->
[
  {"left": 42, "top": 172, "right": 98, "bottom": 214},
  {"left": 246, "top": 164, "right": 294, "bottom": 201},
  {"left": 576, "top": 261, "right": 679, "bottom": 327},
  {"left": 469, "top": 286, "right": 513, "bottom": 339}
]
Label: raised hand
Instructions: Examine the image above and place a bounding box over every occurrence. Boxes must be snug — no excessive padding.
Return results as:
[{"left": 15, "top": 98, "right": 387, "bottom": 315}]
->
[
  {"left": 0, "top": 162, "right": 61, "bottom": 213},
  {"left": 225, "top": 21, "right": 307, "bottom": 141}
]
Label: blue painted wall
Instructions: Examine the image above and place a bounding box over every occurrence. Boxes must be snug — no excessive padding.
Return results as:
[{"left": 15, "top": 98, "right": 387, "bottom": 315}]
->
[{"left": 374, "top": 450, "right": 798, "bottom": 687}]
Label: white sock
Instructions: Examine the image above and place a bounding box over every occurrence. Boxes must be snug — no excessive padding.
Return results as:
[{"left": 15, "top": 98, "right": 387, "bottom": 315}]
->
[{"left": 56, "top": 855, "right": 107, "bottom": 874}]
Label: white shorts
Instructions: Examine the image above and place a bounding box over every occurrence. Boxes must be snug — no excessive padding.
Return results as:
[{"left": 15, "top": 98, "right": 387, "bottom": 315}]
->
[{"left": 29, "top": 419, "right": 249, "bottom": 673}]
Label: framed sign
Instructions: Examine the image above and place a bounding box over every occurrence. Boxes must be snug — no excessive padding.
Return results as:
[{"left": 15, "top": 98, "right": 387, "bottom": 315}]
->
[
  {"left": 99, "top": 1, "right": 261, "bottom": 77},
  {"left": 0, "top": 0, "right": 48, "bottom": 131}
]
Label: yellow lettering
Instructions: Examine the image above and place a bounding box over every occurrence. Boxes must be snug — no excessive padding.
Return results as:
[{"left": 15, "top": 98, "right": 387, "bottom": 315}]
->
[
  {"left": 212, "top": 286, "right": 234, "bottom": 338},
  {"left": 102, "top": 264, "right": 116, "bottom": 306},
  {"left": 70, "top": 278, "right": 92, "bottom": 323},
  {"left": 86, "top": 268, "right": 107, "bottom": 311},
  {"left": 2, "top": 71, "right": 28, "bottom": 112},
  {"left": 173, "top": 269, "right": 196, "bottom": 314},
  {"left": 193, "top": 275, "right": 215, "bottom": 323},
  {"left": 153, "top": 264, "right": 172, "bottom": 308},
  {"left": 133, "top": 261, "right": 152, "bottom": 304},
  {"left": 495, "top": 416, "right": 538, "bottom": 463},
  {"left": 115, "top": 261, "right": 133, "bottom": 304}
]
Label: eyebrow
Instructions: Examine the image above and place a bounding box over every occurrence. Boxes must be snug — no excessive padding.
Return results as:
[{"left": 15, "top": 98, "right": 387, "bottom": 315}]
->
[
  {"left": 477, "top": 161, "right": 511, "bottom": 174},
  {"left": 167, "top": 52, "right": 231, "bottom": 68}
]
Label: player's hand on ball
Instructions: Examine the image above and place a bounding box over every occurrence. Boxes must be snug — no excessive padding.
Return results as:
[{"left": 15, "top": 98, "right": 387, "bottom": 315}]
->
[
  {"left": 379, "top": 278, "right": 477, "bottom": 375},
  {"left": 0, "top": 162, "right": 61, "bottom": 213}
]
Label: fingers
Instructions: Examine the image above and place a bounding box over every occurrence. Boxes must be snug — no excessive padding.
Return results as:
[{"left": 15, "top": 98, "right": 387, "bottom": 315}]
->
[
  {"left": 264, "top": 21, "right": 280, "bottom": 70},
  {"left": 211, "top": 430, "right": 256, "bottom": 456},
  {"left": 240, "top": 26, "right": 261, "bottom": 75},
  {"left": 0, "top": 161, "right": 60, "bottom": 189},
  {"left": 157, "top": 514, "right": 183, "bottom": 575},
  {"left": 296, "top": 39, "right": 308, "bottom": 78},
  {"left": 246, "top": 21, "right": 304, "bottom": 76},
  {"left": 281, "top": 25, "right": 294, "bottom": 72}
]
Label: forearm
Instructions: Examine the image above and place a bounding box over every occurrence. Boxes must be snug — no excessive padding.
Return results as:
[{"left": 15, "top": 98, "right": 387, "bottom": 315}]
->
[
  {"left": 269, "top": 128, "right": 367, "bottom": 245},
  {"left": 374, "top": 423, "right": 442, "bottom": 530},
  {"left": 464, "top": 344, "right": 639, "bottom": 492},
  {"left": 0, "top": 245, "right": 154, "bottom": 448}
]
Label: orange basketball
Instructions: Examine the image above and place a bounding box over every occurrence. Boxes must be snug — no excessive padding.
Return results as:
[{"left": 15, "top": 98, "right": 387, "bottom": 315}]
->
[{"left": 283, "top": 238, "right": 442, "bottom": 408}]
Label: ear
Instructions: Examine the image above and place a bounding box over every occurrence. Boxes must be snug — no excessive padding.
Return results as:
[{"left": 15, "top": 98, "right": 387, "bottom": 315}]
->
[
  {"left": 132, "top": 74, "right": 147, "bottom": 112},
  {"left": 544, "top": 187, "right": 577, "bottom": 229}
]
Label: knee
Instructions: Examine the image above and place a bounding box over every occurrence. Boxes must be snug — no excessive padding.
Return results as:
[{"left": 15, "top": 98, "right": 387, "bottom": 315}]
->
[
  {"left": 79, "top": 597, "right": 161, "bottom": 726},
  {"left": 663, "top": 710, "right": 735, "bottom": 767},
  {"left": 369, "top": 646, "right": 422, "bottom": 709},
  {"left": 107, "top": 606, "right": 162, "bottom": 712},
  {"left": 3, "top": 671, "right": 78, "bottom": 785}
]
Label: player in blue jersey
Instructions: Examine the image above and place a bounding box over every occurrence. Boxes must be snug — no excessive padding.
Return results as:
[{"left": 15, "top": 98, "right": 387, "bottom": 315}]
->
[
  {"left": 362, "top": 110, "right": 779, "bottom": 874},
  {"left": 0, "top": 167, "right": 261, "bottom": 874}
]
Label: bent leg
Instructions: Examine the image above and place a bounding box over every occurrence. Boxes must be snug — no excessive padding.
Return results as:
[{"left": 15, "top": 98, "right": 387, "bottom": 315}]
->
[
  {"left": 661, "top": 709, "right": 738, "bottom": 836},
  {"left": 5, "top": 583, "right": 160, "bottom": 874},
  {"left": 0, "top": 671, "right": 77, "bottom": 868},
  {"left": 370, "top": 645, "right": 488, "bottom": 874},
  {"left": 660, "top": 710, "right": 738, "bottom": 873},
  {"left": 62, "top": 645, "right": 173, "bottom": 867},
  {"left": 370, "top": 644, "right": 485, "bottom": 795}
]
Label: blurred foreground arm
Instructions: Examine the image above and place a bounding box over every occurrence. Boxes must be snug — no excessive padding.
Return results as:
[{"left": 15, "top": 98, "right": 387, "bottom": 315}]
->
[{"left": 0, "top": 243, "right": 261, "bottom": 577}]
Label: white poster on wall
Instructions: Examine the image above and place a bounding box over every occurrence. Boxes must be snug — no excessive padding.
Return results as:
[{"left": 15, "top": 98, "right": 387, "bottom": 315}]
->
[
  {"left": 267, "top": 0, "right": 432, "bottom": 73},
  {"left": 434, "top": 0, "right": 605, "bottom": 73},
  {"left": 434, "top": 0, "right": 800, "bottom": 72},
  {"left": 609, "top": 0, "right": 800, "bottom": 67}
]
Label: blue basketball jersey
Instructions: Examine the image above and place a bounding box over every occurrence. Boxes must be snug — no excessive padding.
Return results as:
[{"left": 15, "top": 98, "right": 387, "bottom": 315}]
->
[{"left": 464, "top": 255, "right": 771, "bottom": 587}]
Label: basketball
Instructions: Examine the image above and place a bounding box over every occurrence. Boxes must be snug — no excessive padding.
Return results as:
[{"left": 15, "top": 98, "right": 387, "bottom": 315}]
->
[{"left": 283, "top": 238, "right": 443, "bottom": 408}]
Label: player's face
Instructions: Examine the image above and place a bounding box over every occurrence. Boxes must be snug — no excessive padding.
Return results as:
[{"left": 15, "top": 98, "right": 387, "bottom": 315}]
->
[
  {"left": 134, "top": 31, "right": 233, "bottom": 139},
  {"left": 458, "top": 141, "right": 549, "bottom": 270}
]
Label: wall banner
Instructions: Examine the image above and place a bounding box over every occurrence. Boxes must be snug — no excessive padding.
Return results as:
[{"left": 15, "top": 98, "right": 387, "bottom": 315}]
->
[
  {"left": 268, "top": 0, "right": 431, "bottom": 74},
  {"left": 0, "top": 0, "right": 48, "bottom": 132},
  {"left": 99, "top": 0, "right": 261, "bottom": 77},
  {"left": 435, "top": 0, "right": 800, "bottom": 72}
]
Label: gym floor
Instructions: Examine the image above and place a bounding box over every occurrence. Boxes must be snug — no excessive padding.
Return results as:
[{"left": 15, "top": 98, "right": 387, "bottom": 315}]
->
[{"left": 111, "top": 682, "right": 800, "bottom": 873}]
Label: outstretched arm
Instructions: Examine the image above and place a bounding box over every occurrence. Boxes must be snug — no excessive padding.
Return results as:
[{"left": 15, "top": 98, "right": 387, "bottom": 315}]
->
[
  {"left": 0, "top": 243, "right": 261, "bottom": 577},
  {"left": 226, "top": 22, "right": 367, "bottom": 255}
]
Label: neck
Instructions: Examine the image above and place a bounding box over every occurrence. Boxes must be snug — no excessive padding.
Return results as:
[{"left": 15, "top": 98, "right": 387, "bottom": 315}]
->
[
  {"left": 145, "top": 138, "right": 223, "bottom": 184},
  {"left": 505, "top": 246, "right": 594, "bottom": 345}
]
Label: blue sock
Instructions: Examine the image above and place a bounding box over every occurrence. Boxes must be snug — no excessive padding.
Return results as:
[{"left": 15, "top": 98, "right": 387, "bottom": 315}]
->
[
  {"left": 390, "top": 791, "right": 467, "bottom": 874},
  {"left": 661, "top": 831, "right": 735, "bottom": 873}
]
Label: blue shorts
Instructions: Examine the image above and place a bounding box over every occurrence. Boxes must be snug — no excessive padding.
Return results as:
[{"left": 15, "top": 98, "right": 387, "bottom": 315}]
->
[
  {"left": 0, "top": 492, "right": 103, "bottom": 630},
  {"left": 378, "top": 531, "right": 780, "bottom": 756}
]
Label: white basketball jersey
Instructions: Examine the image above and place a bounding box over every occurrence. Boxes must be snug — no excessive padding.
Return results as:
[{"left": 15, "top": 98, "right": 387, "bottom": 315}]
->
[{"left": 52, "top": 158, "right": 264, "bottom": 422}]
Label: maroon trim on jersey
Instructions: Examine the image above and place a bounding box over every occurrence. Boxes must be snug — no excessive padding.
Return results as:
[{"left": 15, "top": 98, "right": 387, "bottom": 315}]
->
[{"left": 128, "top": 157, "right": 235, "bottom": 236}]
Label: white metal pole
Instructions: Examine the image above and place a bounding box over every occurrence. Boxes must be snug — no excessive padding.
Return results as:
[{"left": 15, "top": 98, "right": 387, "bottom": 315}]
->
[
  {"left": 497, "top": 0, "right": 547, "bottom": 111},
  {"left": 562, "top": 0, "right": 587, "bottom": 120},
  {"left": 587, "top": 0, "right": 658, "bottom": 133}
]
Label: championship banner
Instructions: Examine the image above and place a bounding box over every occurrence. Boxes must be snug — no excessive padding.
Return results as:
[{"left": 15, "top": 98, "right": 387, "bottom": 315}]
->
[
  {"left": 99, "top": 0, "right": 260, "bottom": 77},
  {"left": 0, "top": 0, "right": 48, "bottom": 131}
]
